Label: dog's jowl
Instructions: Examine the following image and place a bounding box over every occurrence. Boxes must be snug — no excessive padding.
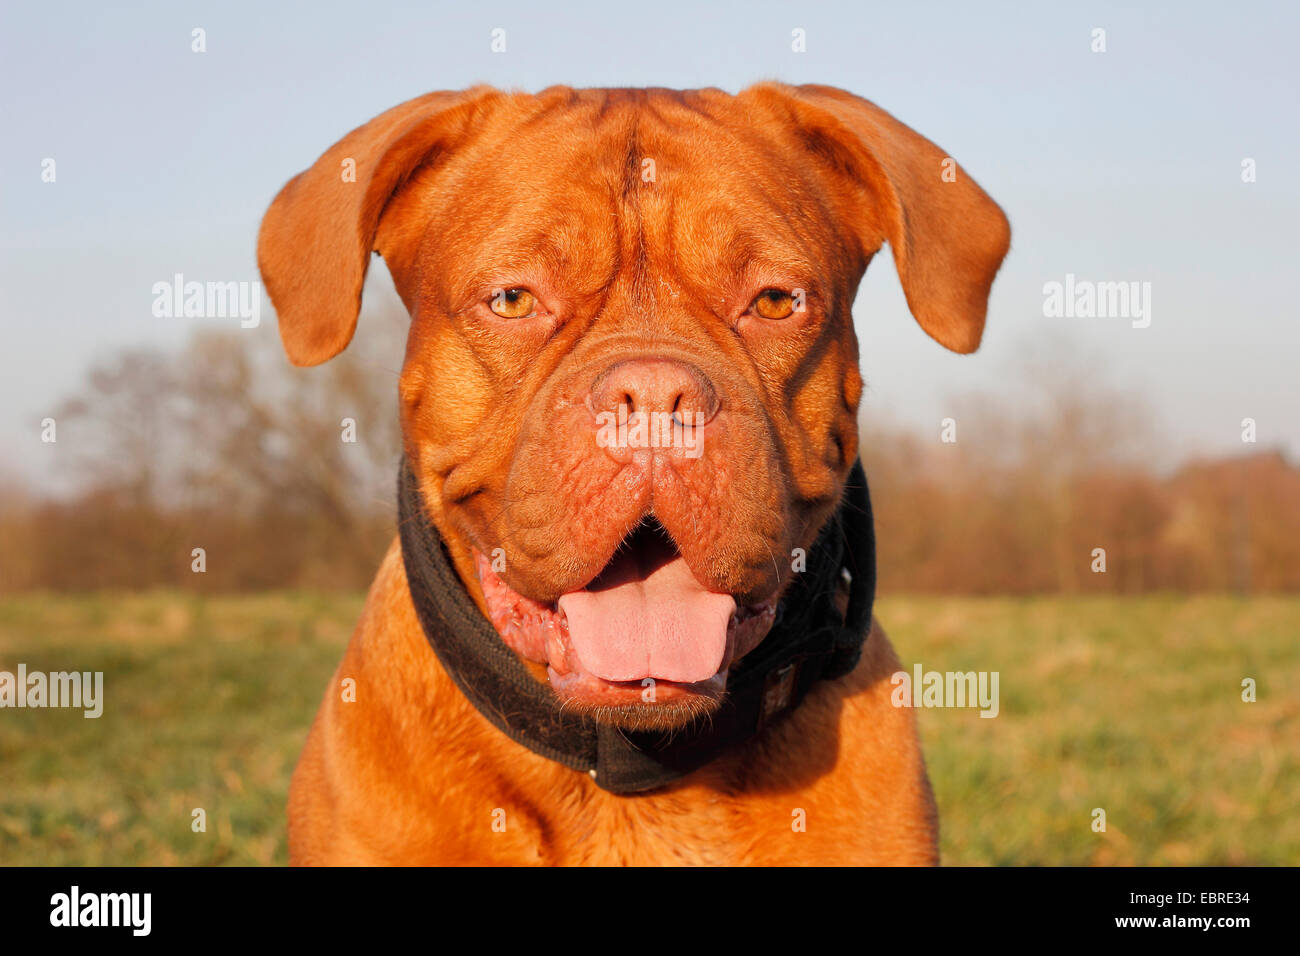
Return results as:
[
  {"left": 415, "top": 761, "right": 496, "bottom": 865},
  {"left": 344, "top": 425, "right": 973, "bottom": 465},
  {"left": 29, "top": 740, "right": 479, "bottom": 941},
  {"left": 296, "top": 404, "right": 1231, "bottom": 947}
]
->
[{"left": 258, "top": 84, "right": 1010, "bottom": 865}]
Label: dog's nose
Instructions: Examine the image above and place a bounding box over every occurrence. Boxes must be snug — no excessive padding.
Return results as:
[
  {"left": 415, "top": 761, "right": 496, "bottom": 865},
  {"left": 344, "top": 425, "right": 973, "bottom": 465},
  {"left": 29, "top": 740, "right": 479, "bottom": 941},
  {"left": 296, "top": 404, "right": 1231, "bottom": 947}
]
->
[{"left": 589, "top": 358, "right": 720, "bottom": 424}]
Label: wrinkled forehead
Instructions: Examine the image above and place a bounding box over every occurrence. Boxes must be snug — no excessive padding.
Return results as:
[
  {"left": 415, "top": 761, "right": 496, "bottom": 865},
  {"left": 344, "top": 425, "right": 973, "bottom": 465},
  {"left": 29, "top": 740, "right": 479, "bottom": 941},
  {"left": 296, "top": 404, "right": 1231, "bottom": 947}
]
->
[{"left": 411, "top": 90, "right": 847, "bottom": 303}]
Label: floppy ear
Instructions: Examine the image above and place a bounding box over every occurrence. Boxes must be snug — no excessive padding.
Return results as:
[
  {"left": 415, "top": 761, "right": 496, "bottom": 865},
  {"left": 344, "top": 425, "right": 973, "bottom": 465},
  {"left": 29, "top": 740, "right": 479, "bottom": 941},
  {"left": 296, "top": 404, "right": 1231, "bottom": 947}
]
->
[
  {"left": 750, "top": 83, "right": 1011, "bottom": 353},
  {"left": 257, "top": 87, "right": 500, "bottom": 366}
]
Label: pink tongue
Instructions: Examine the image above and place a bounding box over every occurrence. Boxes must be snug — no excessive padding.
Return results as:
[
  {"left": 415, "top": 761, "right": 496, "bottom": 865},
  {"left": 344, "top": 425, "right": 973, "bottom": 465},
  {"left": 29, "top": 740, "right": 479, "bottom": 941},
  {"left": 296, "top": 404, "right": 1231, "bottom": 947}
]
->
[{"left": 557, "top": 554, "right": 736, "bottom": 683}]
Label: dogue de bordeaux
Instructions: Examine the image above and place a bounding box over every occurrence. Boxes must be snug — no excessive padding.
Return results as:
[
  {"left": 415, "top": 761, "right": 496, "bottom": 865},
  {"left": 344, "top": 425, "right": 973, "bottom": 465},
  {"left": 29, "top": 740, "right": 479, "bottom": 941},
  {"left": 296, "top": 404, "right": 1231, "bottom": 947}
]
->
[{"left": 257, "top": 83, "right": 1010, "bottom": 865}]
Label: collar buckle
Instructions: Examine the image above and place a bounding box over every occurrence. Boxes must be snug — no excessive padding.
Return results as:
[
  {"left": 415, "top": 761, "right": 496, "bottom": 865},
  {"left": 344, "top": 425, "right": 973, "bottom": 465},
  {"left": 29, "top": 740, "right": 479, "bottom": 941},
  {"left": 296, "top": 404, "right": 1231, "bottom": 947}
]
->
[{"left": 759, "top": 661, "right": 801, "bottom": 727}]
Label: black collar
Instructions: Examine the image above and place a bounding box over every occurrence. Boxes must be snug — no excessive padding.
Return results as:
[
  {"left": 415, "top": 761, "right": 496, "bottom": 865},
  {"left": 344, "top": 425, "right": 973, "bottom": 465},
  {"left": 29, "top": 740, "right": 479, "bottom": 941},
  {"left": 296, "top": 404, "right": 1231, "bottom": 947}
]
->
[{"left": 397, "top": 457, "right": 876, "bottom": 794}]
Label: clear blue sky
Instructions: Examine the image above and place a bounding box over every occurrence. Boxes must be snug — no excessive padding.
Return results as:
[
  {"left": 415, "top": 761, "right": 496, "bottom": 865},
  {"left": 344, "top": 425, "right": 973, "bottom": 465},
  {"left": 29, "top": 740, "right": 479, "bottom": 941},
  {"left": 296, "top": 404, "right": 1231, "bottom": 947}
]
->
[{"left": 3, "top": 0, "right": 1298, "bottom": 486}]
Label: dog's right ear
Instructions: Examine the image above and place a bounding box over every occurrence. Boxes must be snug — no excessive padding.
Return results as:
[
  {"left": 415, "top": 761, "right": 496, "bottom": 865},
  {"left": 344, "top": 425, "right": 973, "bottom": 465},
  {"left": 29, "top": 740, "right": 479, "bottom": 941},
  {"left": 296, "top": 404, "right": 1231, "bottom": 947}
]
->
[
  {"left": 257, "top": 87, "right": 500, "bottom": 366},
  {"left": 745, "top": 83, "right": 1010, "bottom": 354}
]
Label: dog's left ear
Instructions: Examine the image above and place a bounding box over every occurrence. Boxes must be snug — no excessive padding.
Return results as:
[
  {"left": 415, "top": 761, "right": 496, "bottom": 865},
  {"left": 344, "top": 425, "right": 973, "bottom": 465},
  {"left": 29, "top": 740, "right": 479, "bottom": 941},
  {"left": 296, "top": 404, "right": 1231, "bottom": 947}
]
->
[
  {"left": 749, "top": 83, "right": 1011, "bottom": 353},
  {"left": 258, "top": 86, "right": 502, "bottom": 366}
]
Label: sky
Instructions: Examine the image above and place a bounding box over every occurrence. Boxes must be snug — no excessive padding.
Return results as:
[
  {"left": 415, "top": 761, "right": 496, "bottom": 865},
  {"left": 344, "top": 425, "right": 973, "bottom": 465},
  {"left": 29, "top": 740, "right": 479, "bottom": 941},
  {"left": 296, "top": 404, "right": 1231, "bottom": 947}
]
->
[{"left": 2, "top": 0, "right": 1298, "bottom": 487}]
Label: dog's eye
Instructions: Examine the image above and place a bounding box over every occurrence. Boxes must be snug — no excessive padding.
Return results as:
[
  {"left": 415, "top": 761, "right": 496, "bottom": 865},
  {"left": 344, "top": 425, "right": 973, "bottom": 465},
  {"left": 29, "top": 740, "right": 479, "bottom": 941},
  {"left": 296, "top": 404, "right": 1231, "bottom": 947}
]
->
[
  {"left": 753, "top": 289, "right": 796, "bottom": 320},
  {"left": 489, "top": 287, "right": 537, "bottom": 318}
]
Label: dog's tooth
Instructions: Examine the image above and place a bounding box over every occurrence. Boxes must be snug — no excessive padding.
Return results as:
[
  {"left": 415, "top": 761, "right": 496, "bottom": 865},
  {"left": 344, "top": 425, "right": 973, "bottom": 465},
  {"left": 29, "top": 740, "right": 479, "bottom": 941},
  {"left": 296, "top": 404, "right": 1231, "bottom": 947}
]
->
[{"left": 544, "top": 617, "right": 569, "bottom": 674}]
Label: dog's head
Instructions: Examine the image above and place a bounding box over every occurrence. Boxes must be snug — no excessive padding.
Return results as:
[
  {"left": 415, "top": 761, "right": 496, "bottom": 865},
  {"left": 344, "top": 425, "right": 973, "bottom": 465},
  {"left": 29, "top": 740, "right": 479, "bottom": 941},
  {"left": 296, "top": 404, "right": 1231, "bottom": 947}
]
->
[{"left": 258, "top": 84, "right": 1009, "bottom": 729}]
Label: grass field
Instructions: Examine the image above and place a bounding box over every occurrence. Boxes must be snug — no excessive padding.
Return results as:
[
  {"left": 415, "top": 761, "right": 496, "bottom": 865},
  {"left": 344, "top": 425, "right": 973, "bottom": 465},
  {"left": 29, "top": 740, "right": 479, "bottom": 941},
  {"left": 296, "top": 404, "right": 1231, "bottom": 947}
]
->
[{"left": 0, "top": 592, "right": 1296, "bottom": 865}]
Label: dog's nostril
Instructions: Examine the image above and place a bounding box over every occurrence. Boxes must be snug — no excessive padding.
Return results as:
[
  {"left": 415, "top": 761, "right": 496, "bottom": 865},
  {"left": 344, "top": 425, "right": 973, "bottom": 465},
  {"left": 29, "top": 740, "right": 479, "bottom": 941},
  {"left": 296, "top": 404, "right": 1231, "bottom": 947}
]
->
[{"left": 590, "top": 358, "right": 720, "bottom": 424}]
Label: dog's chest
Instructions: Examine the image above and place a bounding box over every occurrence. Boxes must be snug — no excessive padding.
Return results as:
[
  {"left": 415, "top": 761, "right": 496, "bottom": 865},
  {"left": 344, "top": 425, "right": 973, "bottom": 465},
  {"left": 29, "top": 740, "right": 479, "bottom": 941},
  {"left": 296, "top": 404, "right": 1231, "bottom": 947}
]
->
[
  {"left": 555, "top": 786, "right": 754, "bottom": 866},
  {"left": 494, "top": 737, "right": 847, "bottom": 866}
]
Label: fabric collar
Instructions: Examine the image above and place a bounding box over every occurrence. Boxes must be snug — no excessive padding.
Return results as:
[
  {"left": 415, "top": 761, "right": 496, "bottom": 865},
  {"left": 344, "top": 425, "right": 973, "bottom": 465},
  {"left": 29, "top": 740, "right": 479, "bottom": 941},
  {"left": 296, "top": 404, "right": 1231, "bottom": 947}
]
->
[{"left": 397, "top": 457, "right": 877, "bottom": 794}]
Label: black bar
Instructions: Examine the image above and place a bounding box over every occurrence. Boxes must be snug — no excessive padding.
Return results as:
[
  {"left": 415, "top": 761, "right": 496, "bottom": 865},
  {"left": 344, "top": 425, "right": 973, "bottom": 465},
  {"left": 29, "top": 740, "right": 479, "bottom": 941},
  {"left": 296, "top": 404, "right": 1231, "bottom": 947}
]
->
[{"left": 0, "top": 866, "right": 1282, "bottom": 942}]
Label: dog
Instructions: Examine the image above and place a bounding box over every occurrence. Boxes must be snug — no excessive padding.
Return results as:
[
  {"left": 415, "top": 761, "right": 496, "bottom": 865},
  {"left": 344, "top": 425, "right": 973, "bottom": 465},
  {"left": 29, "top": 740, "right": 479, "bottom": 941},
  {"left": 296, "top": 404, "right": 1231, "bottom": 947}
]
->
[{"left": 257, "top": 83, "right": 1009, "bottom": 865}]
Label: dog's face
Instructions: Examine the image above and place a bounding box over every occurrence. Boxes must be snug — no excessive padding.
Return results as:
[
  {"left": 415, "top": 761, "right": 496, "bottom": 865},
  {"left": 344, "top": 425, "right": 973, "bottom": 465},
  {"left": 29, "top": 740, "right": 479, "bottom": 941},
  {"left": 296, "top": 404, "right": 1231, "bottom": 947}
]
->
[{"left": 259, "top": 84, "right": 1009, "bottom": 729}]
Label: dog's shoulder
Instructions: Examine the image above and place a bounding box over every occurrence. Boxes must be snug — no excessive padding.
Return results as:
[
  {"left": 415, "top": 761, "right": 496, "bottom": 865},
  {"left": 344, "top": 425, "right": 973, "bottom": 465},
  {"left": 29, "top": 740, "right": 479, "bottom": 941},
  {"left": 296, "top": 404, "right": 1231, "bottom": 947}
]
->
[{"left": 695, "top": 617, "right": 939, "bottom": 864}]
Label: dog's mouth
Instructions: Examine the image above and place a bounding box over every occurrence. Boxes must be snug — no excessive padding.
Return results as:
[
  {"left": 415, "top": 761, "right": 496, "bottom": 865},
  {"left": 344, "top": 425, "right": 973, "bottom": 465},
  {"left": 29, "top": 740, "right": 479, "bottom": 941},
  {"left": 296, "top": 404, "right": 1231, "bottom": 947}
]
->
[{"left": 474, "top": 519, "right": 777, "bottom": 719}]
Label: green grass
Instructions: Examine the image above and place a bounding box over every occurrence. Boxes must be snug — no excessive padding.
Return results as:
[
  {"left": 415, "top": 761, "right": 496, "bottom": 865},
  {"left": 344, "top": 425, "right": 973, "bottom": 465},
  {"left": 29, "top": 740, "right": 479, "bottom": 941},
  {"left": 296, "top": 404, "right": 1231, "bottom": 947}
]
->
[
  {"left": 0, "top": 592, "right": 361, "bottom": 865},
  {"left": 0, "top": 592, "right": 1296, "bottom": 865},
  {"left": 878, "top": 594, "right": 1300, "bottom": 865}
]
